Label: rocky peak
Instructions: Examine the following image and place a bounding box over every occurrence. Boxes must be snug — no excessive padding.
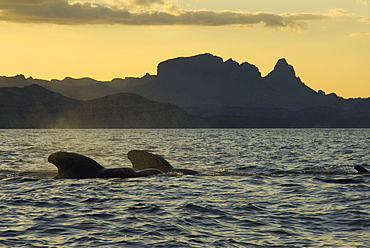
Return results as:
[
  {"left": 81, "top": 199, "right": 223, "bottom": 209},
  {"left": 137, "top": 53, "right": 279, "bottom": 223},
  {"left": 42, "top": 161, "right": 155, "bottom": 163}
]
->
[
  {"left": 225, "top": 58, "right": 239, "bottom": 66},
  {"left": 158, "top": 53, "right": 222, "bottom": 70},
  {"left": 13, "top": 74, "right": 27, "bottom": 80},
  {"left": 228, "top": 61, "right": 262, "bottom": 83},
  {"left": 240, "top": 62, "right": 261, "bottom": 77},
  {"left": 267, "top": 58, "right": 297, "bottom": 79}
]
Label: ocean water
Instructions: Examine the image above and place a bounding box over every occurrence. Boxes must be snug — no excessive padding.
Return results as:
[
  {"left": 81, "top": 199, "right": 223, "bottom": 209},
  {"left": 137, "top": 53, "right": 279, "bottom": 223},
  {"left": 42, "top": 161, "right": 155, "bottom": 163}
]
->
[{"left": 0, "top": 129, "right": 369, "bottom": 247}]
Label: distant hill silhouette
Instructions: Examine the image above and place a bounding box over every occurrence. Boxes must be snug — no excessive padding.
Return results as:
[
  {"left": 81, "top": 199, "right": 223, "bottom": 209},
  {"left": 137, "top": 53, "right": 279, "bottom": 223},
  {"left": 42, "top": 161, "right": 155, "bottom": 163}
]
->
[
  {"left": 1, "top": 53, "right": 369, "bottom": 127},
  {"left": 0, "top": 85, "right": 209, "bottom": 128}
]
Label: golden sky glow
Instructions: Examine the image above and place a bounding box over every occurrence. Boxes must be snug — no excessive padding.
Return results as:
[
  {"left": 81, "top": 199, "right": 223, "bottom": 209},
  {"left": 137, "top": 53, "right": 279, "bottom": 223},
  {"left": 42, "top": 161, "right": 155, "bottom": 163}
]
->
[{"left": 0, "top": 0, "right": 369, "bottom": 98}]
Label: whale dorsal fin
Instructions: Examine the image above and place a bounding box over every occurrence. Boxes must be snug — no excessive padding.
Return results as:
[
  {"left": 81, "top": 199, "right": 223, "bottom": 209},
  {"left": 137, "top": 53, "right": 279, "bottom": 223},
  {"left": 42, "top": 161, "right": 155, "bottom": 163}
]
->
[
  {"left": 48, "top": 151, "right": 104, "bottom": 179},
  {"left": 354, "top": 165, "right": 369, "bottom": 174},
  {"left": 127, "top": 150, "right": 173, "bottom": 173}
]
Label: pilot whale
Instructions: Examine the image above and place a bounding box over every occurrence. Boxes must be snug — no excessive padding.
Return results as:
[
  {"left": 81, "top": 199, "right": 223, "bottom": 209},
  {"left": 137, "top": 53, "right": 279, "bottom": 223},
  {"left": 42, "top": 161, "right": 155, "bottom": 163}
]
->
[
  {"left": 127, "top": 150, "right": 199, "bottom": 175},
  {"left": 49, "top": 151, "right": 364, "bottom": 180},
  {"left": 48, "top": 151, "right": 162, "bottom": 179},
  {"left": 354, "top": 165, "right": 368, "bottom": 174},
  {"left": 315, "top": 165, "right": 368, "bottom": 184}
]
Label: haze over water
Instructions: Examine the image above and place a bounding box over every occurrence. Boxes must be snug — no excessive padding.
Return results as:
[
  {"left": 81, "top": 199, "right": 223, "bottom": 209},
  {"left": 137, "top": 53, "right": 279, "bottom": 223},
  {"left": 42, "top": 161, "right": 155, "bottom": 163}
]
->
[{"left": 1, "top": 129, "right": 369, "bottom": 247}]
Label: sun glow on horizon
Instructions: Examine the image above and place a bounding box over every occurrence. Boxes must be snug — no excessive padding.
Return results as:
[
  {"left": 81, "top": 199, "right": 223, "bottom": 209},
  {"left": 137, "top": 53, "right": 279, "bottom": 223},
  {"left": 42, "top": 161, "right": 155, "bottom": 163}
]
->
[{"left": 0, "top": 0, "right": 369, "bottom": 98}]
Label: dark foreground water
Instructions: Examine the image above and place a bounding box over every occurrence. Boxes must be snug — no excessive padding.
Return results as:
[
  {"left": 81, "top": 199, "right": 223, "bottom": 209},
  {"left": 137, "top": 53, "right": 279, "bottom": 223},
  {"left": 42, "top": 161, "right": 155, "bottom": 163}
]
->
[{"left": 1, "top": 129, "right": 369, "bottom": 247}]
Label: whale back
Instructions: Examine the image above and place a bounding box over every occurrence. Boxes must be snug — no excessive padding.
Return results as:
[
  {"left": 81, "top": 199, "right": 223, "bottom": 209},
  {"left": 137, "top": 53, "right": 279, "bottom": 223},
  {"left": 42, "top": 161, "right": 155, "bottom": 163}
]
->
[
  {"left": 98, "top": 167, "right": 161, "bottom": 178},
  {"left": 48, "top": 151, "right": 104, "bottom": 179},
  {"left": 127, "top": 150, "right": 173, "bottom": 173}
]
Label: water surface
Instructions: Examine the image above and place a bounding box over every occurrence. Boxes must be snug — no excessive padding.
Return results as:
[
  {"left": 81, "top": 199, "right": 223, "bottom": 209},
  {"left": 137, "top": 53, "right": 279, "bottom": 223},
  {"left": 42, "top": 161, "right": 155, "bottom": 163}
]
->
[{"left": 1, "top": 129, "right": 369, "bottom": 247}]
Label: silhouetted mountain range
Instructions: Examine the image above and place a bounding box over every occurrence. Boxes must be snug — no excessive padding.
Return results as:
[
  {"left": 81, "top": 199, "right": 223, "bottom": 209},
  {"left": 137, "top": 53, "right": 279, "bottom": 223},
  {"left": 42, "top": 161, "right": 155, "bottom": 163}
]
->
[
  {"left": 1, "top": 53, "right": 369, "bottom": 128},
  {"left": 129, "top": 54, "right": 355, "bottom": 115}
]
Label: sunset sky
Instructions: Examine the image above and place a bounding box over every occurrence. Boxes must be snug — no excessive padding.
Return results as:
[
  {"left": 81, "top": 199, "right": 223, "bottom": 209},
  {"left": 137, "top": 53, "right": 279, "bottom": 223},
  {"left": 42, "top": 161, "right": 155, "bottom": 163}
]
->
[{"left": 1, "top": 0, "right": 369, "bottom": 98}]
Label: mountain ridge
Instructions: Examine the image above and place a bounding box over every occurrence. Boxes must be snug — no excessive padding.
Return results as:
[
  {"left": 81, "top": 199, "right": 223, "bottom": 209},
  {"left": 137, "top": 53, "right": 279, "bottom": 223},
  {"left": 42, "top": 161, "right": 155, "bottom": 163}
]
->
[
  {"left": 128, "top": 53, "right": 351, "bottom": 114},
  {"left": 1, "top": 53, "right": 369, "bottom": 127}
]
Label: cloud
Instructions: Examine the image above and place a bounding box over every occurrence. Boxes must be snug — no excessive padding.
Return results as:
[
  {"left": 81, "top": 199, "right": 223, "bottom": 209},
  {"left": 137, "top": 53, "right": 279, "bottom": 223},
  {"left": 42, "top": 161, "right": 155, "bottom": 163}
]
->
[
  {"left": 360, "top": 17, "right": 370, "bottom": 23},
  {"left": 106, "top": 0, "right": 182, "bottom": 14},
  {"left": 0, "top": 0, "right": 347, "bottom": 30},
  {"left": 326, "top": 8, "right": 350, "bottom": 17},
  {"left": 349, "top": 32, "right": 370, "bottom": 37},
  {"left": 106, "top": 0, "right": 166, "bottom": 9},
  {"left": 349, "top": 17, "right": 370, "bottom": 37},
  {"left": 357, "top": 0, "right": 370, "bottom": 5}
]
